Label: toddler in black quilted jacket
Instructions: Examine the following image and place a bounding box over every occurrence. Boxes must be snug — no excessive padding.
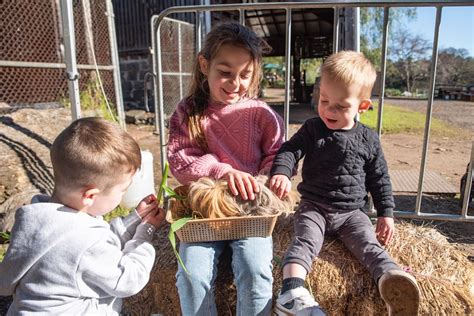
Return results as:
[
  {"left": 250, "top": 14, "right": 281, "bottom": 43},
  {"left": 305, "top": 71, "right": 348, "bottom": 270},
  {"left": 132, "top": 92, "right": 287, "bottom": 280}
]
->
[{"left": 269, "top": 51, "right": 420, "bottom": 316}]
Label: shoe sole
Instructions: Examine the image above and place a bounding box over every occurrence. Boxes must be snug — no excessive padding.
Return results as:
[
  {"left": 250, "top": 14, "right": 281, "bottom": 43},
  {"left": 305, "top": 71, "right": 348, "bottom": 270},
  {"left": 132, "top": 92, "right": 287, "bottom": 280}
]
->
[{"left": 379, "top": 271, "right": 420, "bottom": 316}]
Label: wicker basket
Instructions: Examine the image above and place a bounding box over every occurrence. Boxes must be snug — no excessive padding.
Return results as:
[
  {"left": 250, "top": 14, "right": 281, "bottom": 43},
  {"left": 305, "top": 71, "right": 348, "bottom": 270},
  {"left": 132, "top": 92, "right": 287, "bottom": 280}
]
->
[{"left": 166, "top": 211, "right": 279, "bottom": 243}]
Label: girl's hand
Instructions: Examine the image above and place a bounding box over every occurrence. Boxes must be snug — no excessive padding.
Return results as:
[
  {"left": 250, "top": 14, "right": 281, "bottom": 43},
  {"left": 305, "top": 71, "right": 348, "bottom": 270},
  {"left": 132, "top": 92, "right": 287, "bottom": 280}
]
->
[
  {"left": 376, "top": 217, "right": 395, "bottom": 246},
  {"left": 269, "top": 174, "right": 292, "bottom": 199},
  {"left": 142, "top": 207, "right": 166, "bottom": 228},
  {"left": 136, "top": 194, "right": 158, "bottom": 219},
  {"left": 224, "top": 169, "right": 259, "bottom": 200}
]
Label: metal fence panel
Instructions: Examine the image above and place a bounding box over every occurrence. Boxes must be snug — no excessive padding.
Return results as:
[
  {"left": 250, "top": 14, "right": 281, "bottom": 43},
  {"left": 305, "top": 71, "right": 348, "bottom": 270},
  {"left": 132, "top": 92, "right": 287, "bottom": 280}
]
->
[{"left": 0, "top": 0, "right": 117, "bottom": 107}]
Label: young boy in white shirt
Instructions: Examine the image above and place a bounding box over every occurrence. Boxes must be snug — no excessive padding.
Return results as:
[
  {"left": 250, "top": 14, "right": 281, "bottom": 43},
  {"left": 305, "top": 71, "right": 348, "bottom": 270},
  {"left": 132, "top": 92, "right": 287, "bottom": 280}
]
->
[{"left": 0, "top": 117, "right": 164, "bottom": 315}]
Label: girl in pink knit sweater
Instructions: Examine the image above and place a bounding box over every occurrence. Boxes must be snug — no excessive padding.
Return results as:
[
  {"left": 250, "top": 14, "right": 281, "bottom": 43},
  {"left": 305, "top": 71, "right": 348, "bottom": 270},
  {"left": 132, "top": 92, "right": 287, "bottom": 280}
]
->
[{"left": 167, "top": 22, "right": 284, "bottom": 315}]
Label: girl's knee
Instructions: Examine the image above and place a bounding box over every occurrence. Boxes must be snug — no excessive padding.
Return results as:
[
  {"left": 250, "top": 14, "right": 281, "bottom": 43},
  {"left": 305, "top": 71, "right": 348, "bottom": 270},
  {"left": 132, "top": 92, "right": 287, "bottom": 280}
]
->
[{"left": 231, "top": 239, "right": 273, "bottom": 286}]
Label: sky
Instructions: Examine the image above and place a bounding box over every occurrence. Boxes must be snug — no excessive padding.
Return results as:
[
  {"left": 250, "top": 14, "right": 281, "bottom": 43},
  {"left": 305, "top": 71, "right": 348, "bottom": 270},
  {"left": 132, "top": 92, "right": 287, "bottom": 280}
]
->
[{"left": 401, "top": 6, "right": 474, "bottom": 57}]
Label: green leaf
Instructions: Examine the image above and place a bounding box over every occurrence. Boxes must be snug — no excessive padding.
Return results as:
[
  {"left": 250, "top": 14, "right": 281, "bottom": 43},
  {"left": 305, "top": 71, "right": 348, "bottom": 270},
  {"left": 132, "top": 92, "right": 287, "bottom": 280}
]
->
[
  {"left": 168, "top": 217, "right": 193, "bottom": 274},
  {"left": 158, "top": 162, "right": 192, "bottom": 273},
  {"left": 156, "top": 162, "right": 170, "bottom": 204},
  {"left": 163, "top": 185, "right": 186, "bottom": 200},
  {"left": 0, "top": 231, "right": 10, "bottom": 243}
]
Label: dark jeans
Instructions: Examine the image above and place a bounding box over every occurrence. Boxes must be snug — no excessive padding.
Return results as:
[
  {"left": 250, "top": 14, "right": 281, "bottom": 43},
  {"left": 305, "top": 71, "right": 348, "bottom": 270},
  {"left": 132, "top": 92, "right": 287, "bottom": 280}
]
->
[{"left": 283, "top": 199, "right": 399, "bottom": 282}]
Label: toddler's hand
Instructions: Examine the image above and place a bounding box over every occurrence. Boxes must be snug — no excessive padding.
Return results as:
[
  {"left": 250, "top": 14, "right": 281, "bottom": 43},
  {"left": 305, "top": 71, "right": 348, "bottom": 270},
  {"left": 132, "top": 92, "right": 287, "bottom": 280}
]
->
[
  {"left": 376, "top": 216, "right": 395, "bottom": 246},
  {"left": 224, "top": 169, "right": 259, "bottom": 200},
  {"left": 136, "top": 194, "right": 158, "bottom": 219},
  {"left": 269, "top": 174, "right": 291, "bottom": 199},
  {"left": 142, "top": 207, "right": 166, "bottom": 228}
]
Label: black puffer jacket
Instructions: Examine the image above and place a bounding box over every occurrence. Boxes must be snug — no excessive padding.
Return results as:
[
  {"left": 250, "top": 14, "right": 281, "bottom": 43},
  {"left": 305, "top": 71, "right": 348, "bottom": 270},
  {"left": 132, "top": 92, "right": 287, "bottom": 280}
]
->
[{"left": 270, "top": 117, "right": 394, "bottom": 217}]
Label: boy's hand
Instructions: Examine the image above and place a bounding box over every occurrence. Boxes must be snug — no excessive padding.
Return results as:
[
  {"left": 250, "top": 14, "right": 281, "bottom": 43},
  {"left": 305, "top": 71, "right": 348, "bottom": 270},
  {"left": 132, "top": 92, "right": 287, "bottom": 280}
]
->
[
  {"left": 136, "top": 194, "right": 158, "bottom": 219},
  {"left": 269, "top": 174, "right": 292, "bottom": 199},
  {"left": 224, "top": 169, "right": 259, "bottom": 200},
  {"left": 376, "top": 217, "right": 395, "bottom": 246},
  {"left": 142, "top": 207, "right": 166, "bottom": 228}
]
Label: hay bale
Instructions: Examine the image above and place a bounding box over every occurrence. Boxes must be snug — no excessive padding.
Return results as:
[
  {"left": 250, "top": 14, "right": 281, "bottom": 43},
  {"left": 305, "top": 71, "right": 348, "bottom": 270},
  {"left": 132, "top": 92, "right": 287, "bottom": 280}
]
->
[
  {"left": 123, "top": 217, "right": 473, "bottom": 315},
  {"left": 122, "top": 225, "right": 181, "bottom": 315}
]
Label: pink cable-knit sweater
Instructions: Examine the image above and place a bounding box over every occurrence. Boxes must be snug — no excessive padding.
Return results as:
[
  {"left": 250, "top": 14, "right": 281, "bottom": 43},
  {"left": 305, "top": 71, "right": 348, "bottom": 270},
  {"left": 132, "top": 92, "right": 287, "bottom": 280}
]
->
[{"left": 167, "top": 98, "right": 285, "bottom": 185}]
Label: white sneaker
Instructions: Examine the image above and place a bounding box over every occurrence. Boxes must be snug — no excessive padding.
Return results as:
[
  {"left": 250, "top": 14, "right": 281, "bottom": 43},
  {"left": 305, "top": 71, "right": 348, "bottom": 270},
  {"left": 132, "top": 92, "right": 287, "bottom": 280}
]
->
[
  {"left": 274, "top": 287, "right": 326, "bottom": 316},
  {"left": 379, "top": 270, "right": 420, "bottom": 316}
]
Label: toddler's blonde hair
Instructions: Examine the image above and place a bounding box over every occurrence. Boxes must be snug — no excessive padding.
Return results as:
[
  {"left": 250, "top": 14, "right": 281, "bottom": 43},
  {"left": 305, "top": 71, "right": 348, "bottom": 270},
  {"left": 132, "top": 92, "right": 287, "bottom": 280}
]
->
[{"left": 321, "top": 51, "right": 377, "bottom": 99}]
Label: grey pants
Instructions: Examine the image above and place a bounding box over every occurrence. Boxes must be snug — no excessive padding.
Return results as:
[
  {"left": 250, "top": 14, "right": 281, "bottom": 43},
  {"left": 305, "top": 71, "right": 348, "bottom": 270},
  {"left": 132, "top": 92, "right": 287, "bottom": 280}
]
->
[{"left": 283, "top": 199, "right": 399, "bottom": 282}]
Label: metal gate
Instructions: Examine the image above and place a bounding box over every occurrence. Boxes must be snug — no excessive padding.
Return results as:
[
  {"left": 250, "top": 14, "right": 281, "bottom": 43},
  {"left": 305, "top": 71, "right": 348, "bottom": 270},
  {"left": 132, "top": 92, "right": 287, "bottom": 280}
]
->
[{"left": 151, "top": 1, "right": 473, "bottom": 223}]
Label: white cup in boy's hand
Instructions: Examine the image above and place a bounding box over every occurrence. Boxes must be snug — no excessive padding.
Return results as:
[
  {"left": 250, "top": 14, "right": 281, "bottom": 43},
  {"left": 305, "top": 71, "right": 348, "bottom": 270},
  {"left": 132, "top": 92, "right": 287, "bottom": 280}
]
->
[{"left": 136, "top": 194, "right": 158, "bottom": 219}]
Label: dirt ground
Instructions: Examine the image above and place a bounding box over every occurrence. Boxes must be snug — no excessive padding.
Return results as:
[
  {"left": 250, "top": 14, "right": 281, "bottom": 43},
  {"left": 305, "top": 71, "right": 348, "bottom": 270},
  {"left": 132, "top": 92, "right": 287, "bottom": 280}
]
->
[{"left": 0, "top": 98, "right": 473, "bottom": 312}]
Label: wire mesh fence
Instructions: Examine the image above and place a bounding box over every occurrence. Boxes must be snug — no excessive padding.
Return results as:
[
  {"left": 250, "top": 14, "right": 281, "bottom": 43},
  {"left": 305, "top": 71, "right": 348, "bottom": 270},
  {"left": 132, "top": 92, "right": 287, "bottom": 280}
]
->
[
  {"left": 159, "top": 18, "right": 195, "bottom": 116},
  {"left": 0, "top": 0, "right": 117, "bottom": 107}
]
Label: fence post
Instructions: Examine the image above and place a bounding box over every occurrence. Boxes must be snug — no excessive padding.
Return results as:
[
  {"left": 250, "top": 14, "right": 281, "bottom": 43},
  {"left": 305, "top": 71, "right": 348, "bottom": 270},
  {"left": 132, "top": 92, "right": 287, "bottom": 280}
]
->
[
  {"left": 106, "top": 0, "right": 126, "bottom": 129},
  {"left": 60, "top": 0, "right": 81, "bottom": 120}
]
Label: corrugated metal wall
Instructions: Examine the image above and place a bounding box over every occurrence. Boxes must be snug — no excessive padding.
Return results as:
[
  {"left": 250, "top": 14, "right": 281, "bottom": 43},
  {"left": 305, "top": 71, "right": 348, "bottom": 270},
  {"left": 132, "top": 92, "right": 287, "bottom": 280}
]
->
[{"left": 112, "top": 0, "right": 199, "bottom": 54}]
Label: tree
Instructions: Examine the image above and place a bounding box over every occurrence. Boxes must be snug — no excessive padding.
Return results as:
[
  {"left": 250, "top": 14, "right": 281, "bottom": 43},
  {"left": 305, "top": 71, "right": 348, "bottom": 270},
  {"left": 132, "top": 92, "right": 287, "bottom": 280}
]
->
[
  {"left": 360, "top": 7, "right": 417, "bottom": 69},
  {"left": 436, "top": 48, "right": 474, "bottom": 86},
  {"left": 389, "top": 28, "right": 431, "bottom": 93}
]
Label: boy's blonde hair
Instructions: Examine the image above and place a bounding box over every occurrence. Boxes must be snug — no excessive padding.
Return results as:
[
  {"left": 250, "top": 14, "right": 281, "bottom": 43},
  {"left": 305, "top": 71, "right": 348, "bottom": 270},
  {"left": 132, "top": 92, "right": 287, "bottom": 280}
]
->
[
  {"left": 50, "top": 117, "right": 141, "bottom": 193},
  {"left": 321, "top": 51, "right": 377, "bottom": 99}
]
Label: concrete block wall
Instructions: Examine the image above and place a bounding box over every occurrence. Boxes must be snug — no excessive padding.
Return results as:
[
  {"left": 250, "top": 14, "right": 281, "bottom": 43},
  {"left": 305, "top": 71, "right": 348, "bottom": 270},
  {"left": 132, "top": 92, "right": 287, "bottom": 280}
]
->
[{"left": 119, "top": 53, "right": 153, "bottom": 110}]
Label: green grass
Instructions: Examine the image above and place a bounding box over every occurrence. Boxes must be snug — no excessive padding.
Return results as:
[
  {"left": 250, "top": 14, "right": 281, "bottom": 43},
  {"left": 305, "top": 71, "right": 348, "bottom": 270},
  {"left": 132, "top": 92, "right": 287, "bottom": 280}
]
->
[
  {"left": 0, "top": 232, "right": 9, "bottom": 262},
  {"left": 359, "top": 102, "right": 461, "bottom": 137},
  {"left": 61, "top": 79, "right": 118, "bottom": 122},
  {"left": 0, "top": 245, "right": 6, "bottom": 262},
  {"left": 103, "top": 205, "right": 133, "bottom": 222}
]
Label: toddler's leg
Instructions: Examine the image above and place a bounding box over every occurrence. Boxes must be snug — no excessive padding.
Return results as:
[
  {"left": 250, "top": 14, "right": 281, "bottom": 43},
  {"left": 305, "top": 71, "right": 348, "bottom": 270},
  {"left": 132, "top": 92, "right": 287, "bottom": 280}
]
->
[
  {"left": 230, "top": 236, "right": 273, "bottom": 316},
  {"left": 176, "top": 241, "right": 225, "bottom": 316},
  {"left": 275, "top": 200, "right": 327, "bottom": 315},
  {"left": 283, "top": 200, "right": 327, "bottom": 272},
  {"left": 336, "top": 211, "right": 399, "bottom": 281}
]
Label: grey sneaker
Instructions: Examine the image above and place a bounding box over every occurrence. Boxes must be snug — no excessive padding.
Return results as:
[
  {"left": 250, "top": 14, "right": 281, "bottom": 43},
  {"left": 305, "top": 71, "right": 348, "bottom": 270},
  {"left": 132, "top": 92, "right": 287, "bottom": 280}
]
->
[
  {"left": 379, "top": 270, "right": 420, "bottom": 316},
  {"left": 274, "top": 287, "right": 326, "bottom": 316}
]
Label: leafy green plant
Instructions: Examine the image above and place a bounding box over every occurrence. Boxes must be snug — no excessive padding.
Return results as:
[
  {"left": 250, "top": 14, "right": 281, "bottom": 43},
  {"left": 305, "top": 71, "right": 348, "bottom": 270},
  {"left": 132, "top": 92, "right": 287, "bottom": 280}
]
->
[
  {"left": 157, "top": 162, "right": 190, "bottom": 273},
  {"left": 61, "top": 78, "right": 118, "bottom": 122},
  {"left": 385, "top": 88, "right": 402, "bottom": 97},
  {"left": 0, "top": 231, "right": 10, "bottom": 262},
  {"left": 0, "top": 245, "right": 7, "bottom": 262},
  {"left": 0, "top": 231, "right": 10, "bottom": 243}
]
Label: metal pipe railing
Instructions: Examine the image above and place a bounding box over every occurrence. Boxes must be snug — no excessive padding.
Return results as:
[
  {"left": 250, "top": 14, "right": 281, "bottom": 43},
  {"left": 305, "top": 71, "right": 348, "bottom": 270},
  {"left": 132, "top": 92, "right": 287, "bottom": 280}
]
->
[
  {"left": 143, "top": 72, "right": 155, "bottom": 113},
  {"left": 0, "top": 60, "right": 114, "bottom": 70},
  {"left": 333, "top": 7, "right": 339, "bottom": 53},
  {"left": 415, "top": 6, "right": 442, "bottom": 214},
  {"left": 461, "top": 143, "right": 473, "bottom": 218},
  {"left": 60, "top": 0, "right": 81, "bottom": 121},
  {"left": 376, "top": 7, "right": 390, "bottom": 136},
  {"left": 106, "top": 0, "right": 126, "bottom": 129},
  {"left": 284, "top": 8, "right": 292, "bottom": 140}
]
